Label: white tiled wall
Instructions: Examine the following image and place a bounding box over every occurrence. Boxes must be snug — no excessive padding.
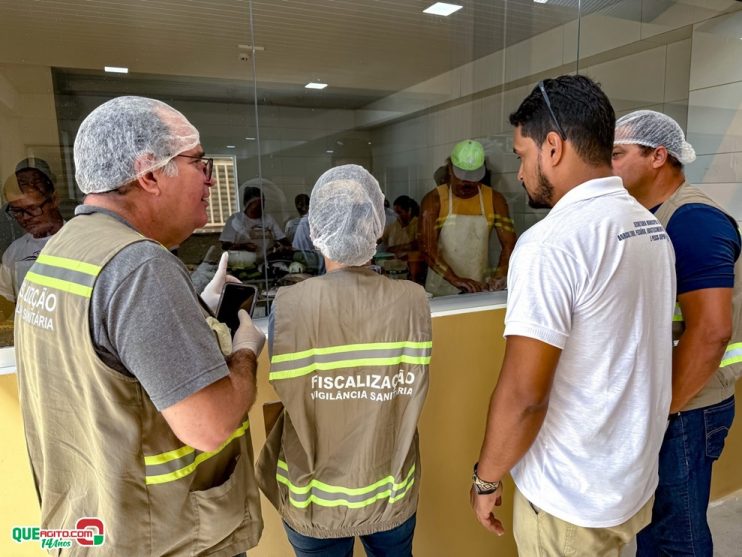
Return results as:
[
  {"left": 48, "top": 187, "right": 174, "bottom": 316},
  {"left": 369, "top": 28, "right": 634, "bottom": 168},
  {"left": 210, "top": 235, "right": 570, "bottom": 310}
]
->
[
  {"left": 371, "top": 42, "right": 693, "bottom": 245},
  {"left": 686, "top": 10, "right": 742, "bottom": 221}
]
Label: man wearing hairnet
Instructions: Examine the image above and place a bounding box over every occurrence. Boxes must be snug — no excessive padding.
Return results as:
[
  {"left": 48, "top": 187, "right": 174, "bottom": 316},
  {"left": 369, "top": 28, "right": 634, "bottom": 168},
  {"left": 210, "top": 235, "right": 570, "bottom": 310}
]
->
[
  {"left": 14, "top": 96, "right": 264, "bottom": 556},
  {"left": 0, "top": 159, "right": 64, "bottom": 305},
  {"left": 613, "top": 110, "right": 741, "bottom": 556},
  {"left": 256, "top": 165, "right": 432, "bottom": 557}
]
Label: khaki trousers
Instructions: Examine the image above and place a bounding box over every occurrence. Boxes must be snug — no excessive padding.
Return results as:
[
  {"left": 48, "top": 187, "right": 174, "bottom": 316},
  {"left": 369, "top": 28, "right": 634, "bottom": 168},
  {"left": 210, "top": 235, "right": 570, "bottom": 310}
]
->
[{"left": 513, "top": 487, "right": 653, "bottom": 557}]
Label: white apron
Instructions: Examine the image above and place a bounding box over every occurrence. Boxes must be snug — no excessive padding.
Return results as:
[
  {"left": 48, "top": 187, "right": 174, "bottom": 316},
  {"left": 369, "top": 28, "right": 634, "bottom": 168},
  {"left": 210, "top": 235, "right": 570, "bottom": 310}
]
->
[
  {"left": 249, "top": 226, "right": 276, "bottom": 260},
  {"left": 425, "top": 186, "right": 490, "bottom": 297}
]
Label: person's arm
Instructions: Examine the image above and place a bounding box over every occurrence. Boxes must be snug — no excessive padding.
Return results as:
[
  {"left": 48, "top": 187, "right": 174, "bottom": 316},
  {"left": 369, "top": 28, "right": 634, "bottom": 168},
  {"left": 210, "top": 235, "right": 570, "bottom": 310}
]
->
[
  {"left": 96, "top": 246, "right": 261, "bottom": 452},
  {"left": 163, "top": 310, "right": 265, "bottom": 452},
  {"left": 489, "top": 190, "right": 516, "bottom": 289},
  {"left": 419, "top": 189, "right": 486, "bottom": 293},
  {"left": 470, "top": 336, "right": 561, "bottom": 534},
  {"left": 664, "top": 205, "right": 740, "bottom": 412},
  {"left": 267, "top": 217, "right": 292, "bottom": 252},
  {"left": 470, "top": 239, "right": 577, "bottom": 534},
  {"left": 670, "top": 288, "right": 732, "bottom": 412},
  {"left": 162, "top": 348, "right": 258, "bottom": 451},
  {"left": 220, "top": 214, "right": 257, "bottom": 251},
  {"left": 219, "top": 214, "right": 236, "bottom": 251}
]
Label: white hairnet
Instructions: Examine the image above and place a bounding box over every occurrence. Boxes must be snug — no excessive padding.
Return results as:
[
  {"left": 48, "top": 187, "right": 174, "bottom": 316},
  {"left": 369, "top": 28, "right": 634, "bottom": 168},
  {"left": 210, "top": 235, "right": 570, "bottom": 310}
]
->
[
  {"left": 73, "top": 96, "right": 199, "bottom": 194},
  {"left": 615, "top": 110, "right": 696, "bottom": 165},
  {"left": 309, "top": 165, "right": 384, "bottom": 266}
]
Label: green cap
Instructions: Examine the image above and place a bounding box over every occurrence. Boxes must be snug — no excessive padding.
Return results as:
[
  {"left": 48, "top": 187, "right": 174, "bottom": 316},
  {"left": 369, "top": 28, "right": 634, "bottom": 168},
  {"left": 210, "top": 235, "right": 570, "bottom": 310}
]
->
[{"left": 450, "top": 140, "right": 485, "bottom": 182}]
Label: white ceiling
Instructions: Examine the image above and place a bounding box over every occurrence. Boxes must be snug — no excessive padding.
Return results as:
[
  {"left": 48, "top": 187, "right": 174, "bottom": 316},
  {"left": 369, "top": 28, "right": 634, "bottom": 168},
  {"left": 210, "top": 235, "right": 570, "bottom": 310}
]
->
[
  {"left": 0, "top": 0, "right": 739, "bottom": 108},
  {"left": 0, "top": 0, "right": 625, "bottom": 104}
]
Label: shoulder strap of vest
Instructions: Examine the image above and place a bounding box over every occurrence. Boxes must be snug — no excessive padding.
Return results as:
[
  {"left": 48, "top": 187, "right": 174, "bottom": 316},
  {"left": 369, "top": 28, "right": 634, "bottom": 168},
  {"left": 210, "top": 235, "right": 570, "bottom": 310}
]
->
[{"left": 655, "top": 182, "right": 731, "bottom": 228}]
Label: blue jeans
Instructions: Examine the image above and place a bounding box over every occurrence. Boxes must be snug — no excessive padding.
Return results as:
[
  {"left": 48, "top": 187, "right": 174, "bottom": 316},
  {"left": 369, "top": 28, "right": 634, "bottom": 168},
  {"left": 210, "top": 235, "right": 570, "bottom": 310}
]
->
[
  {"left": 283, "top": 514, "right": 416, "bottom": 557},
  {"left": 637, "top": 396, "right": 735, "bottom": 557}
]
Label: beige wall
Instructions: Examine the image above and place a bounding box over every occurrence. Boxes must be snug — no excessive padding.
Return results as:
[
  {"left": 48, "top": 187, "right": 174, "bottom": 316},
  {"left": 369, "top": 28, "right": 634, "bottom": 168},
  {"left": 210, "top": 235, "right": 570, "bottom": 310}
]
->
[
  {"left": 2, "top": 307, "right": 742, "bottom": 556},
  {"left": 0, "top": 64, "right": 62, "bottom": 189}
]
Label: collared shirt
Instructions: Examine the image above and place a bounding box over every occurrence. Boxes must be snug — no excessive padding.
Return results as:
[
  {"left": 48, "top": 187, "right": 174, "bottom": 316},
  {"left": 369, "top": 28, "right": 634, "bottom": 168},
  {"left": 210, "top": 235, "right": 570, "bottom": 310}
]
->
[{"left": 505, "top": 176, "right": 676, "bottom": 528}]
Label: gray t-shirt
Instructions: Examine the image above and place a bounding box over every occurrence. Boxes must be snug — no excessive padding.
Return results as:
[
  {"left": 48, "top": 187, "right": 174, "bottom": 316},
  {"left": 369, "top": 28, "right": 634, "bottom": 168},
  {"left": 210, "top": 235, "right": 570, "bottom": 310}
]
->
[{"left": 77, "top": 206, "right": 229, "bottom": 411}]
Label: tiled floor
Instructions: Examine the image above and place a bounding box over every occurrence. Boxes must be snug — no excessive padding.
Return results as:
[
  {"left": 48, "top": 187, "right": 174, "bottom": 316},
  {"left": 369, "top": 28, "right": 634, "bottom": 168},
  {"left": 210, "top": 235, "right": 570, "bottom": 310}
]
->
[
  {"left": 621, "top": 489, "right": 742, "bottom": 556},
  {"left": 708, "top": 491, "right": 742, "bottom": 557}
]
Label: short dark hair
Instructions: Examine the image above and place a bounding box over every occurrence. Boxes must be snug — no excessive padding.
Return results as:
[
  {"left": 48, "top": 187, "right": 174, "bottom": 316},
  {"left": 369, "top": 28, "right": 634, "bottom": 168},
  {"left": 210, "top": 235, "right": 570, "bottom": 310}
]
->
[
  {"left": 243, "top": 186, "right": 262, "bottom": 206},
  {"left": 638, "top": 145, "right": 683, "bottom": 170},
  {"left": 393, "top": 195, "right": 419, "bottom": 217},
  {"left": 509, "top": 75, "right": 615, "bottom": 167}
]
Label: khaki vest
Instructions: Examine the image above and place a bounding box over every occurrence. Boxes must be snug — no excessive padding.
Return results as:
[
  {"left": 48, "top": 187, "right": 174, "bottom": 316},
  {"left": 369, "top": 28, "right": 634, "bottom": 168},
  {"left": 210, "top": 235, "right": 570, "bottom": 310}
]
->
[
  {"left": 15, "top": 212, "right": 262, "bottom": 556},
  {"left": 256, "top": 267, "right": 431, "bottom": 538},
  {"left": 655, "top": 183, "right": 742, "bottom": 410}
]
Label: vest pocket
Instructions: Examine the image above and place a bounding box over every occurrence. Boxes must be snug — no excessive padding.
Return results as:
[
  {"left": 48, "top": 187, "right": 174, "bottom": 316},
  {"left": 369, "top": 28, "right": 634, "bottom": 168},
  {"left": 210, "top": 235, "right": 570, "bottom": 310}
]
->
[{"left": 189, "top": 454, "right": 249, "bottom": 554}]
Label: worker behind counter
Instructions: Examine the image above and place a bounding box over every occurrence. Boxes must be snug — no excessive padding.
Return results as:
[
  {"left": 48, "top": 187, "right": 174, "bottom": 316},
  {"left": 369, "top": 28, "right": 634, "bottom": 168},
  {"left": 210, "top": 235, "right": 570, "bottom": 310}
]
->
[
  {"left": 380, "top": 195, "right": 425, "bottom": 283},
  {"left": 257, "top": 164, "right": 431, "bottom": 557},
  {"left": 284, "top": 193, "right": 309, "bottom": 243},
  {"left": 0, "top": 158, "right": 64, "bottom": 305},
  {"left": 420, "top": 140, "right": 516, "bottom": 296},
  {"left": 220, "top": 185, "right": 292, "bottom": 258}
]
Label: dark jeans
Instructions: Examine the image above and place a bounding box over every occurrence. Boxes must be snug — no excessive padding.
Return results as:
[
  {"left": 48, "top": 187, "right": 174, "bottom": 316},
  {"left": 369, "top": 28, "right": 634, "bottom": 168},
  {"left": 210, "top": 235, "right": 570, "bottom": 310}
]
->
[
  {"left": 637, "top": 396, "right": 735, "bottom": 557},
  {"left": 283, "top": 514, "right": 416, "bottom": 557}
]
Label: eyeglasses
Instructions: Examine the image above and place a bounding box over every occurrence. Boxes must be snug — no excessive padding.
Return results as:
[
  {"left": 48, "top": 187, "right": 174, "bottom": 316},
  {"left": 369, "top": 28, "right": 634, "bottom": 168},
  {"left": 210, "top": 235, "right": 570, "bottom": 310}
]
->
[
  {"left": 5, "top": 197, "right": 52, "bottom": 219},
  {"left": 175, "top": 154, "right": 214, "bottom": 181},
  {"left": 538, "top": 80, "right": 567, "bottom": 141}
]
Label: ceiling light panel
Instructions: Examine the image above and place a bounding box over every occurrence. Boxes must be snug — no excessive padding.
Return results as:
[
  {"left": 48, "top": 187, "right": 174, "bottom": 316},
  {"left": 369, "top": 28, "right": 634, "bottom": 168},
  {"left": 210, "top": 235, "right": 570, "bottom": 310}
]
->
[{"left": 423, "top": 3, "right": 463, "bottom": 17}]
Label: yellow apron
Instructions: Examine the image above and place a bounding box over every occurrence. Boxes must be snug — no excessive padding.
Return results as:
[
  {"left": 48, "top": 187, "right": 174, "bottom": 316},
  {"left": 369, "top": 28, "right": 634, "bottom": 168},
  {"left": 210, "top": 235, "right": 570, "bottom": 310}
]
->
[{"left": 425, "top": 185, "right": 490, "bottom": 297}]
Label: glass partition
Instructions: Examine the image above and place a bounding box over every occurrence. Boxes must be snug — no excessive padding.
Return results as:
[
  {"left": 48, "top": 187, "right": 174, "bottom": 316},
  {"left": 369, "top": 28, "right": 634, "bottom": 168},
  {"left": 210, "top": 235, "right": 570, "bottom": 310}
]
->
[
  {"left": 0, "top": 0, "right": 262, "bottom": 346},
  {"left": 0, "top": 0, "right": 740, "bottom": 350}
]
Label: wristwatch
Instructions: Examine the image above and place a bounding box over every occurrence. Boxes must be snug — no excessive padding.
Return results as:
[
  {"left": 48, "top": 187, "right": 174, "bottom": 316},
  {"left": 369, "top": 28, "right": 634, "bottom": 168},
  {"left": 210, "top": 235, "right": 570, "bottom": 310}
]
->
[{"left": 472, "top": 463, "right": 500, "bottom": 495}]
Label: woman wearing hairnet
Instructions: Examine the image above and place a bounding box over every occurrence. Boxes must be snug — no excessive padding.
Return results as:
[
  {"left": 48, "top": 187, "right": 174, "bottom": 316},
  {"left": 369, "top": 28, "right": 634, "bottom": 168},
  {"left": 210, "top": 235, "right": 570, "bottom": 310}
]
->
[{"left": 256, "top": 165, "right": 432, "bottom": 556}]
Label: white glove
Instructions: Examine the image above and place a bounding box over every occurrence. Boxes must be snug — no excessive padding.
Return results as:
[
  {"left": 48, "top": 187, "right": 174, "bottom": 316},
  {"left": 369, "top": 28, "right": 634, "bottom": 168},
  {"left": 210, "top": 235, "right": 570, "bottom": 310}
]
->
[
  {"left": 200, "top": 252, "right": 239, "bottom": 314},
  {"left": 232, "top": 310, "right": 266, "bottom": 357}
]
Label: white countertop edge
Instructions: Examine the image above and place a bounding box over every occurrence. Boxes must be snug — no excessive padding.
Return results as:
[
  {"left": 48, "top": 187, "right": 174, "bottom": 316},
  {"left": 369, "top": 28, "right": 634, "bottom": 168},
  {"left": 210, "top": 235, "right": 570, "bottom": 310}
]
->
[
  {"left": 429, "top": 290, "right": 507, "bottom": 317},
  {"left": 0, "top": 347, "right": 16, "bottom": 375},
  {"left": 0, "top": 291, "right": 508, "bottom": 375},
  {"left": 431, "top": 303, "right": 507, "bottom": 318}
]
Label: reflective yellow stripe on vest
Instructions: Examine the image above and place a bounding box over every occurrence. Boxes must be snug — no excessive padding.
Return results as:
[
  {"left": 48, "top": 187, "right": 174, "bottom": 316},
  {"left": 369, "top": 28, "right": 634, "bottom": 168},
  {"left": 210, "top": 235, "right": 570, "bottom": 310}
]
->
[
  {"left": 144, "top": 420, "right": 249, "bottom": 485},
  {"left": 270, "top": 341, "right": 432, "bottom": 381},
  {"left": 24, "top": 254, "right": 102, "bottom": 298},
  {"left": 721, "top": 342, "right": 742, "bottom": 368},
  {"left": 276, "top": 460, "right": 416, "bottom": 509}
]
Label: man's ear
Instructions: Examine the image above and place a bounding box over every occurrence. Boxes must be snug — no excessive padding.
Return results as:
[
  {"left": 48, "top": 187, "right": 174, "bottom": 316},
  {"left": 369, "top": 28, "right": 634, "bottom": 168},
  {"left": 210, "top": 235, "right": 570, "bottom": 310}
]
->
[
  {"left": 134, "top": 155, "right": 162, "bottom": 195},
  {"left": 543, "top": 130, "right": 564, "bottom": 166},
  {"left": 652, "top": 146, "right": 669, "bottom": 169}
]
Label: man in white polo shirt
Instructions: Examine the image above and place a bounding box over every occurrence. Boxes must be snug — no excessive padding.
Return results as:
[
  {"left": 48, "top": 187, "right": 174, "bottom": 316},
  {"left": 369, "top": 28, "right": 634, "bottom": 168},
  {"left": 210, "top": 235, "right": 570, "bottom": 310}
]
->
[{"left": 469, "top": 75, "right": 676, "bottom": 556}]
